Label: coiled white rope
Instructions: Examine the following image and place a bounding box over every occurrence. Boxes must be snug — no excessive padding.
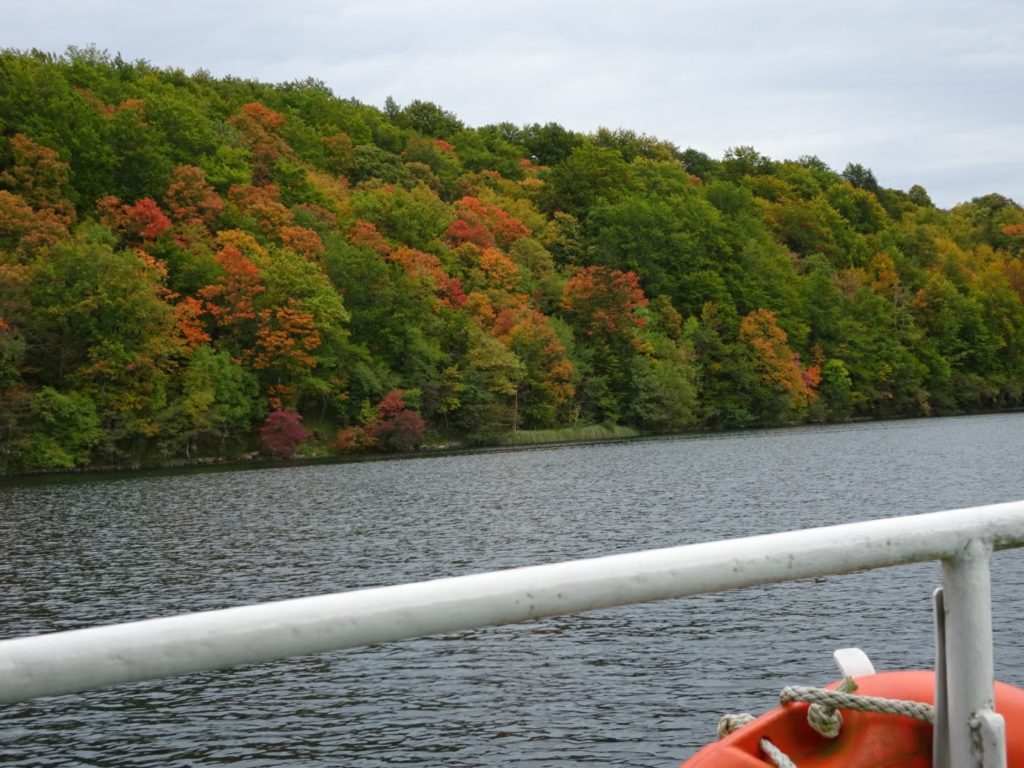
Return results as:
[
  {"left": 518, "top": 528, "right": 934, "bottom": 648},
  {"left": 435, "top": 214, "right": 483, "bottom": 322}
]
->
[
  {"left": 780, "top": 683, "right": 935, "bottom": 729},
  {"left": 716, "top": 712, "right": 755, "bottom": 739},
  {"left": 716, "top": 677, "right": 937, "bottom": 767}
]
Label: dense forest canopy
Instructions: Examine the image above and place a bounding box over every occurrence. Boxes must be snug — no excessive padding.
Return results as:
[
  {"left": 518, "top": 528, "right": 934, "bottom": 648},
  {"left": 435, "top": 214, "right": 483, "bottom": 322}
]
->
[{"left": 2, "top": 47, "right": 1023, "bottom": 473}]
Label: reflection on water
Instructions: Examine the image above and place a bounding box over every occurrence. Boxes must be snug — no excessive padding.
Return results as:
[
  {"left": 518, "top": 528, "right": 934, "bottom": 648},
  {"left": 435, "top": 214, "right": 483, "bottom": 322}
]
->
[{"left": 3, "top": 414, "right": 1024, "bottom": 765}]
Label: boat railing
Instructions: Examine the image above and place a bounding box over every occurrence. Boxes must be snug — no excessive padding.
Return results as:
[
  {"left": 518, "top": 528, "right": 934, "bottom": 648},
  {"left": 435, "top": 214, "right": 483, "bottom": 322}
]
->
[{"left": 4, "top": 500, "right": 1024, "bottom": 767}]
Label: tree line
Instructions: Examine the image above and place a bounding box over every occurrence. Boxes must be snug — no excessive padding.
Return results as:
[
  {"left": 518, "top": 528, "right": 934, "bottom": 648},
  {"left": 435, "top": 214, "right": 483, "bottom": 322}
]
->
[{"left": 1, "top": 46, "right": 1023, "bottom": 472}]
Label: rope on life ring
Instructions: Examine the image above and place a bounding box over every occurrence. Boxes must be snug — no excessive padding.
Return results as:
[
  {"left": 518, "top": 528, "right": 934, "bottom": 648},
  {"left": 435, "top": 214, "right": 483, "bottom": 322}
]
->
[{"left": 717, "top": 676, "right": 937, "bottom": 767}]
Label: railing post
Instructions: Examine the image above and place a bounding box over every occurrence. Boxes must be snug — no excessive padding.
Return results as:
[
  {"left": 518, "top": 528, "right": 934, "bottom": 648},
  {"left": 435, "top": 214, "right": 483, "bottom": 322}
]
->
[
  {"left": 933, "top": 588, "right": 950, "bottom": 768},
  {"left": 940, "top": 538, "right": 1005, "bottom": 767}
]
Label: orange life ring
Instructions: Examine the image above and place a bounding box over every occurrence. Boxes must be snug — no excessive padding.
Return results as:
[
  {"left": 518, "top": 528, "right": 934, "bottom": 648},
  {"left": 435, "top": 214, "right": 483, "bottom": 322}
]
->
[{"left": 682, "top": 670, "right": 1024, "bottom": 767}]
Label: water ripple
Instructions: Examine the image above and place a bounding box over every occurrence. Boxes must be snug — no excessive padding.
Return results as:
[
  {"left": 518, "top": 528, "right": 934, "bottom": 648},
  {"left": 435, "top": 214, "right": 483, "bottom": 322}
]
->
[{"left": 2, "top": 414, "right": 1024, "bottom": 765}]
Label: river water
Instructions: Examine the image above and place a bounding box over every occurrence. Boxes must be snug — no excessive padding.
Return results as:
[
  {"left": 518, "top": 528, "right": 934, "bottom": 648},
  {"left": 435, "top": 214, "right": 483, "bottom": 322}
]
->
[{"left": 3, "top": 414, "right": 1024, "bottom": 766}]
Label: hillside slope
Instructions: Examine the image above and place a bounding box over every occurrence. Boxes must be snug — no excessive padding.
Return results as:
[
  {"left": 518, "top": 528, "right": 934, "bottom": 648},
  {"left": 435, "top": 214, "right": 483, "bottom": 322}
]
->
[{"left": 2, "top": 47, "right": 1023, "bottom": 472}]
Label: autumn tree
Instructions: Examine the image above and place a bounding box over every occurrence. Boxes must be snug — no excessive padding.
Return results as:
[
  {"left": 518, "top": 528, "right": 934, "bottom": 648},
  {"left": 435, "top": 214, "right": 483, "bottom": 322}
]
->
[
  {"left": 97, "top": 195, "right": 173, "bottom": 241},
  {"left": 559, "top": 266, "right": 650, "bottom": 423},
  {"left": 0, "top": 134, "right": 75, "bottom": 258},
  {"left": 738, "top": 308, "right": 819, "bottom": 417},
  {"left": 444, "top": 196, "right": 531, "bottom": 250},
  {"left": 492, "top": 308, "right": 574, "bottom": 428},
  {"left": 0, "top": 134, "right": 75, "bottom": 224},
  {"left": 561, "top": 265, "right": 648, "bottom": 338},
  {"left": 0, "top": 190, "right": 70, "bottom": 258},
  {"left": 226, "top": 184, "right": 293, "bottom": 235},
  {"left": 368, "top": 389, "right": 428, "bottom": 451},
  {"left": 252, "top": 300, "right": 322, "bottom": 409},
  {"left": 259, "top": 409, "right": 309, "bottom": 458},
  {"left": 228, "top": 102, "right": 292, "bottom": 185},
  {"left": 163, "top": 164, "right": 225, "bottom": 225},
  {"left": 199, "top": 244, "right": 265, "bottom": 353},
  {"left": 5, "top": 49, "right": 1024, "bottom": 469}
]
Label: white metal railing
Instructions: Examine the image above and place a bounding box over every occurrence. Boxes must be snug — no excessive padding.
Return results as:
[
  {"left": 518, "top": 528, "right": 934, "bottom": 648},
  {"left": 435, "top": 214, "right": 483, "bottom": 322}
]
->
[{"left": 4, "top": 501, "right": 1024, "bottom": 766}]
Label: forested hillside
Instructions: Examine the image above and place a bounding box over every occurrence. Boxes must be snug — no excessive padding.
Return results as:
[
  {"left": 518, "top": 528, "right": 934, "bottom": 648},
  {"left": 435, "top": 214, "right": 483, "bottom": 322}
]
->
[{"left": 2, "top": 47, "right": 1024, "bottom": 473}]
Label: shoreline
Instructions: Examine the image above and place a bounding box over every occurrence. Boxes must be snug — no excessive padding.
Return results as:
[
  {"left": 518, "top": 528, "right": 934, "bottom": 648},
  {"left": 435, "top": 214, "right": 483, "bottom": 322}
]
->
[{"left": 3, "top": 408, "right": 1021, "bottom": 484}]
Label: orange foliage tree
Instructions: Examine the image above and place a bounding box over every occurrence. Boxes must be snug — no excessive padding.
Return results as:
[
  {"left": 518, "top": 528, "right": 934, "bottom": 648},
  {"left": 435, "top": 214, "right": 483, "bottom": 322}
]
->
[
  {"left": 388, "top": 247, "right": 466, "bottom": 308},
  {"left": 253, "top": 301, "right": 322, "bottom": 409},
  {"left": 738, "top": 308, "right": 819, "bottom": 407},
  {"left": 228, "top": 102, "right": 291, "bottom": 184},
  {"left": 174, "top": 296, "right": 211, "bottom": 349},
  {"left": 492, "top": 307, "right": 574, "bottom": 426},
  {"left": 561, "top": 265, "right": 648, "bottom": 337},
  {"left": 198, "top": 245, "right": 265, "bottom": 347},
  {"left": 227, "top": 184, "right": 293, "bottom": 235},
  {"left": 163, "top": 165, "right": 225, "bottom": 226},
  {"left": 0, "top": 134, "right": 75, "bottom": 257},
  {"left": 278, "top": 225, "right": 325, "bottom": 259},
  {"left": 0, "top": 134, "right": 75, "bottom": 226},
  {"left": 0, "top": 191, "right": 70, "bottom": 257}
]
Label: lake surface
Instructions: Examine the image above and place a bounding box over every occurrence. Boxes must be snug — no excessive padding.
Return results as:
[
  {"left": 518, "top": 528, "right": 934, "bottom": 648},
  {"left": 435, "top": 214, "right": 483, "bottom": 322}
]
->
[{"left": 3, "top": 414, "right": 1024, "bottom": 766}]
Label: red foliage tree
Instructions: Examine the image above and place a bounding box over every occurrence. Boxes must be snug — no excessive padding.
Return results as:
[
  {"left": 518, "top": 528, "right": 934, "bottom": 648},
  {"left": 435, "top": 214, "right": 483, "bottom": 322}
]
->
[
  {"left": 374, "top": 389, "right": 409, "bottom": 420},
  {"left": 444, "top": 196, "right": 530, "bottom": 250},
  {"left": 372, "top": 409, "right": 428, "bottom": 451},
  {"left": 259, "top": 409, "right": 309, "bottom": 459},
  {"left": 129, "top": 199, "right": 174, "bottom": 240},
  {"left": 335, "top": 390, "right": 427, "bottom": 453},
  {"left": 439, "top": 275, "right": 467, "bottom": 307},
  {"left": 370, "top": 390, "right": 427, "bottom": 451},
  {"left": 97, "top": 196, "right": 173, "bottom": 241},
  {"left": 444, "top": 216, "right": 495, "bottom": 249}
]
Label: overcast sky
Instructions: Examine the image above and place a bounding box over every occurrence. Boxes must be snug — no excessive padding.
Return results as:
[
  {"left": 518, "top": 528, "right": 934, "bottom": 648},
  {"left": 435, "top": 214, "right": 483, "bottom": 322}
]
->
[{"left": 4, "top": 0, "right": 1023, "bottom": 208}]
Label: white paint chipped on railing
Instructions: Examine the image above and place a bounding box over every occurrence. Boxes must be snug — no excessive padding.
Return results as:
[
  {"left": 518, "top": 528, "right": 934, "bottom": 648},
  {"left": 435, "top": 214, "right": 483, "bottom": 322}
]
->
[{"left": 4, "top": 500, "right": 1024, "bottom": 767}]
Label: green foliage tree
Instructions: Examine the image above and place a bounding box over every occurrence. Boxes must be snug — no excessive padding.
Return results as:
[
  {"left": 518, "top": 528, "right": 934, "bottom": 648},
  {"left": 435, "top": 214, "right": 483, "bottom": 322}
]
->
[
  {"left": 24, "top": 227, "right": 181, "bottom": 462},
  {"left": 15, "top": 387, "right": 103, "bottom": 470},
  {"left": 540, "top": 142, "right": 632, "bottom": 218}
]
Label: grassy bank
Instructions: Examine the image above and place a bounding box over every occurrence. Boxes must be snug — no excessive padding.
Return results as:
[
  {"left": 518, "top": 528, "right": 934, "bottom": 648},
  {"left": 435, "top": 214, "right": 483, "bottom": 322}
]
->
[{"left": 497, "top": 424, "right": 640, "bottom": 447}]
